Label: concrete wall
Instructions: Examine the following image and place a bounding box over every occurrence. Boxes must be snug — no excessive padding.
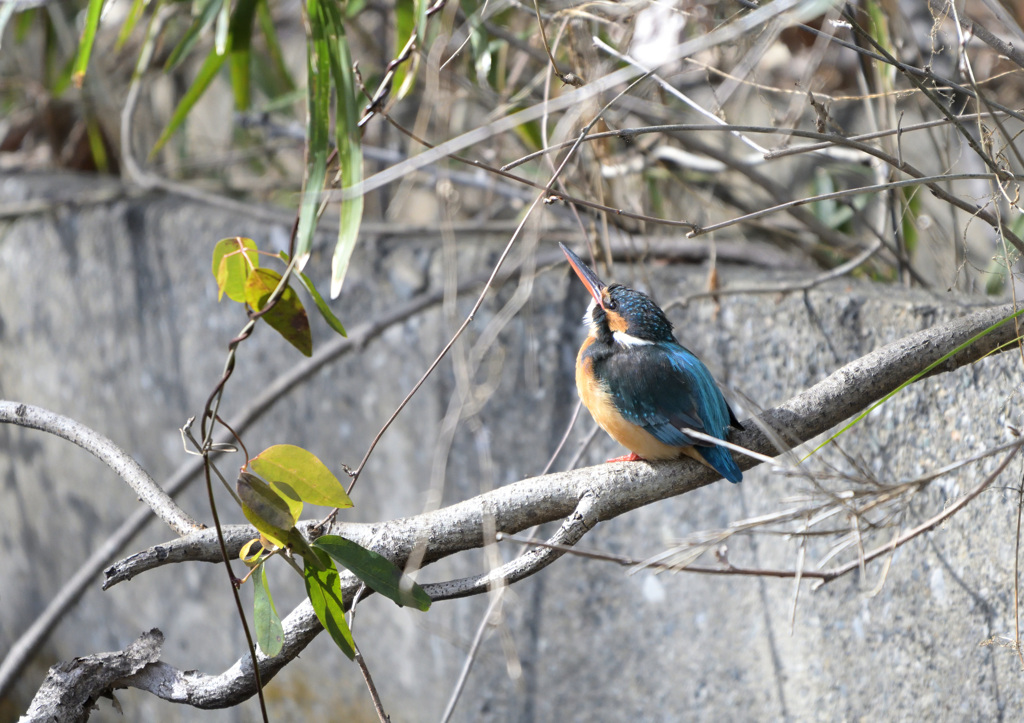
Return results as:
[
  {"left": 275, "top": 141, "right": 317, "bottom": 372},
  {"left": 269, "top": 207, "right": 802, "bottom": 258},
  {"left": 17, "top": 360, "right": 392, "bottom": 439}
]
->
[{"left": 1, "top": 172, "right": 1020, "bottom": 721}]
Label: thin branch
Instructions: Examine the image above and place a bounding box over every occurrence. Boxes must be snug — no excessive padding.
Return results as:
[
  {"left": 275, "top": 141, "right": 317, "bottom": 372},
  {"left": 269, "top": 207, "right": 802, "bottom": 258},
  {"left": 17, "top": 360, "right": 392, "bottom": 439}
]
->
[
  {"left": 812, "top": 442, "right": 1024, "bottom": 588},
  {"left": 495, "top": 533, "right": 831, "bottom": 579},
  {"left": 690, "top": 173, "right": 1009, "bottom": 237}
]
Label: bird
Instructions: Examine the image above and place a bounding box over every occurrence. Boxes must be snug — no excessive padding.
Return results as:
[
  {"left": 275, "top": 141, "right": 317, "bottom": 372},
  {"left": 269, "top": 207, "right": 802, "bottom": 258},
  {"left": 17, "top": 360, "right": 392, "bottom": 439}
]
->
[{"left": 560, "top": 243, "right": 744, "bottom": 483}]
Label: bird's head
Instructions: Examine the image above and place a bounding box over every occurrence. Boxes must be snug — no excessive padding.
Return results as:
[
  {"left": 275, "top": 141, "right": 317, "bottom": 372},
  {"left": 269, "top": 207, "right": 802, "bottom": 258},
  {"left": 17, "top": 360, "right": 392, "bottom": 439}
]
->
[{"left": 560, "top": 243, "right": 675, "bottom": 346}]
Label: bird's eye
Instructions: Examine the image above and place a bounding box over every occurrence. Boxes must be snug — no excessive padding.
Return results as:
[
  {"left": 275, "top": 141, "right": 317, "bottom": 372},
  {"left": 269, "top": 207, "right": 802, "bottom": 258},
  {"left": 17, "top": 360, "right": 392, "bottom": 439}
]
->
[{"left": 605, "top": 297, "right": 618, "bottom": 311}]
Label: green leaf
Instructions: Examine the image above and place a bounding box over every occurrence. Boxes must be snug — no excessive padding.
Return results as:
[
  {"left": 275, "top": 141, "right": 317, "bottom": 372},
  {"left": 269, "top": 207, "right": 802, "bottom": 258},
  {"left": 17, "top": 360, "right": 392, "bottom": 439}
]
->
[
  {"left": 250, "top": 444, "right": 353, "bottom": 509},
  {"left": 163, "top": 0, "right": 223, "bottom": 72},
  {"left": 256, "top": 0, "right": 296, "bottom": 93},
  {"left": 392, "top": 0, "right": 416, "bottom": 99},
  {"left": 319, "top": 0, "right": 364, "bottom": 298},
  {"left": 236, "top": 471, "right": 297, "bottom": 547},
  {"left": 151, "top": 46, "right": 228, "bottom": 156},
  {"left": 228, "top": 0, "right": 260, "bottom": 110},
  {"left": 314, "top": 535, "right": 432, "bottom": 611},
  {"left": 72, "top": 0, "right": 105, "bottom": 87},
  {"left": 279, "top": 251, "right": 346, "bottom": 336},
  {"left": 294, "top": 0, "right": 332, "bottom": 271},
  {"left": 303, "top": 549, "right": 356, "bottom": 659},
  {"left": 254, "top": 563, "right": 284, "bottom": 657},
  {"left": 244, "top": 268, "right": 313, "bottom": 356},
  {"left": 114, "top": 0, "right": 146, "bottom": 51},
  {"left": 212, "top": 237, "right": 259, "bottom": 302}
]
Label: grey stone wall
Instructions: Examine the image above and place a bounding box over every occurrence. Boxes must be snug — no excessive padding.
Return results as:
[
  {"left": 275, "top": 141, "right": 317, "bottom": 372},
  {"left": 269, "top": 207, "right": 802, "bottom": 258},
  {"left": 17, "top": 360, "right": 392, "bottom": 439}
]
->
[{"left": 1, "top": 172, "right": 1020, "bottom": 721}]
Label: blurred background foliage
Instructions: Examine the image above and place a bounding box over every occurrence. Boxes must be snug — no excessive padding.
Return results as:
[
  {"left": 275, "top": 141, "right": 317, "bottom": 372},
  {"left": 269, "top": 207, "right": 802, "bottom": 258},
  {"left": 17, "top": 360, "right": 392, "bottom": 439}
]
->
[{"left": 1, "top": 0, "right": 1023, "bottom": 295}]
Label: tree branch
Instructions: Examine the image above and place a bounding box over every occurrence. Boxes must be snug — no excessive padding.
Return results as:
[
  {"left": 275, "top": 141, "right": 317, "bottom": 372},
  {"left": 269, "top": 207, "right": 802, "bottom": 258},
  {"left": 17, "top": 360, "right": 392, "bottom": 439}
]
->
[
  {"left": 71, "top": 301, "right": 1020, "bottom": 710},
  {"left": 0, "top": 402, "right": 201, "bottom": 536}
]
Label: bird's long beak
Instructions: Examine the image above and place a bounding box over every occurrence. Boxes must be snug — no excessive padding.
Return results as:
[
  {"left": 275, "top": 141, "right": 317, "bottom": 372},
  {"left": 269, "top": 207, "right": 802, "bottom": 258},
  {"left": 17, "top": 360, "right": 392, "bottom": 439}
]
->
[{"left": 559, "top": 243, "right": 606, "bottom": 309}]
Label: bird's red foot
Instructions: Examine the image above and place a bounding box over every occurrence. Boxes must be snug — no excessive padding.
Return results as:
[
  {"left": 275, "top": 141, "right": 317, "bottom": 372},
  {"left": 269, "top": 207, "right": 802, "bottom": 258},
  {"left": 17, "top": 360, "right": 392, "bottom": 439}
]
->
[{"left": 606, "top": 452, "right": 644, "bottom": 463}]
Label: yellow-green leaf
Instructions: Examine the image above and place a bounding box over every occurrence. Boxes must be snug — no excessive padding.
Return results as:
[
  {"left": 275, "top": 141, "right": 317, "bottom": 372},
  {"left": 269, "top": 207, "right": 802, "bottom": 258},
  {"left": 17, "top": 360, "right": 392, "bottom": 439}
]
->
[
  {"left": 239, "top": 537, "right": 264, "bottom": 566},
  {"left": 303, "top": 549, "right": 355, "bottom": 659},
  {"left": 250, "top": 444, "right": 352, "bottom": 509},
  {"left": 212, "top": 237, "right": 259, "bottom": 302},
  {"left": 244, "top": 268, "right": 313, "bottom": 356}
]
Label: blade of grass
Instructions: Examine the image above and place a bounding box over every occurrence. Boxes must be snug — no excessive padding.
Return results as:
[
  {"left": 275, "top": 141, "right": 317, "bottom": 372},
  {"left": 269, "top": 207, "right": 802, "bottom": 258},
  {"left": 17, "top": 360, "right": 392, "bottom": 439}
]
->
[
  {"left": 71, "top": 0, "right": 105, "bottom": 87},
  {"left": 151, "top": 45, "right": 228, "bottom": 156},
  {"left": 163, "top": 0, "right": 223, "bottom": 71},
  {"left": 114, "top": 0, "right": 147, "bottom": 51}
]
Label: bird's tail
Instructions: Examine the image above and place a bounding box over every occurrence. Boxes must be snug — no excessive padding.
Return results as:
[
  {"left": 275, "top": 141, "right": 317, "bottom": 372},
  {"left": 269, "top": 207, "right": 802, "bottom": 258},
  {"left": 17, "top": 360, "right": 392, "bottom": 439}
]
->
[{"left": 697, "top": 444, "right": 742, "bottom": 484}]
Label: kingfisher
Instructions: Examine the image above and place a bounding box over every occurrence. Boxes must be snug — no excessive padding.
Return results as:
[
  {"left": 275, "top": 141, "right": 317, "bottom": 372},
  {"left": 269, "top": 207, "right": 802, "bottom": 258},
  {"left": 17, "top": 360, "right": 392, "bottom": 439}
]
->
[{"left": 560, "top": 243, "right": 744, "bottom": 483}]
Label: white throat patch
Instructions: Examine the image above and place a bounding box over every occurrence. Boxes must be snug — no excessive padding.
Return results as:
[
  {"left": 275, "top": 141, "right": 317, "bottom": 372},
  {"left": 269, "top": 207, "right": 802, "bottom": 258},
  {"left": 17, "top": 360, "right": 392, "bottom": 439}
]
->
[{"left": 613, "top": 331, "right": 653, "bottom": 347}]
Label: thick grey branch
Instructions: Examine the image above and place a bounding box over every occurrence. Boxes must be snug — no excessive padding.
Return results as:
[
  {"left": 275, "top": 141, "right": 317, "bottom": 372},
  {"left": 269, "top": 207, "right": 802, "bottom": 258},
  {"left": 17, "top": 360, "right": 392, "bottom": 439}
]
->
[
  {"left": 23, "top": 629, "right": 164, "bottom": 722},
  {"left": 94, "top": 302, "right": 1019, "bottom": 709}
]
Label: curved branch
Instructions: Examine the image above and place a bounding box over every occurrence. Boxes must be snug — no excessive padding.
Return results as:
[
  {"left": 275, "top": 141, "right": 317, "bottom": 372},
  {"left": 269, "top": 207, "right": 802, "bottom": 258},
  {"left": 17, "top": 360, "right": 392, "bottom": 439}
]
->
[
  {"left": 92, "top": 301, "right": 1019, "bottom": 709},
  {"left": 0, "top": 402, "right": 201, "bottom": 536}
]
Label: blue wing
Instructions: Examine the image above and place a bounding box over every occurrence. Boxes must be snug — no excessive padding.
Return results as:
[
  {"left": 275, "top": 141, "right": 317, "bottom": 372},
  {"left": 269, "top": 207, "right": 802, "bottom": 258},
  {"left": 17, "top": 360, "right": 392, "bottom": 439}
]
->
[{"left": 602, "top": 342, "right": 743, "bottom": 483}]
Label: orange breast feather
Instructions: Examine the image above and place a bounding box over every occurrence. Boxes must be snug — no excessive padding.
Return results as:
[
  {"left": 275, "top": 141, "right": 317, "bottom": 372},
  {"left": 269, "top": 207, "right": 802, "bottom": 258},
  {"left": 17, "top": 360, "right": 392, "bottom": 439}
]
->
[{"left": 576, "top": 338, "right": 682, "bottom": 460}]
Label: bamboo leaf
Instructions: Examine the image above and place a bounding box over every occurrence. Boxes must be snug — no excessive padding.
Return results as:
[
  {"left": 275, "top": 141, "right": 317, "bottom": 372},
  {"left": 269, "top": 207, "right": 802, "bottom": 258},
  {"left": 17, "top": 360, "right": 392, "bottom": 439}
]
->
[
  {"left": 294, "top": 0, "right": 332, "bottom": 271},
  {"left": 279, "top": 251, "right": 346, "bottom": 337},
  {"left": 256, "top": 0, "right": 296, "bottom": 93},
  {"left": 320, "top": 0, "right": 363, "bottom": 298},
  {"left": 114, "top": 0, "right": 147, "bottom": 51},
  {"left": 228, "top": 0, "right": 259, "bottom": 109},
  {"left": 214, "top": 0, "right": 230, "bottom": 55}
]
